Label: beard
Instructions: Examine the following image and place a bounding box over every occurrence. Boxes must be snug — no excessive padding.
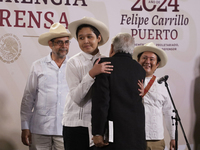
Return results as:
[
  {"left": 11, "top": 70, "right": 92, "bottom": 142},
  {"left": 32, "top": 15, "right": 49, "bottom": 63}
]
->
[{"left": 57, "top": 48, "right": 68, "bottom": 58}]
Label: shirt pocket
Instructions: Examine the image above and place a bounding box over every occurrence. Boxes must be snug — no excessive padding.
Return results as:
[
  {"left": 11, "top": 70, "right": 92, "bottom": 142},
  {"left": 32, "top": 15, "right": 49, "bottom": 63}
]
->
[
  {"left": 36, "top": 107, "right": 56, "bottom": 116},
  {"left": 37, "top": 109, "right": 47, "bottom": 116},
  {"left": 154, "top": 93, "right": 165, "bottom": 107},
  {"left": 145, "top": 88, "right": 165, "bottom": 108},
  {"left": 37, "top": 72, "right": 47, "bottom": 88}
]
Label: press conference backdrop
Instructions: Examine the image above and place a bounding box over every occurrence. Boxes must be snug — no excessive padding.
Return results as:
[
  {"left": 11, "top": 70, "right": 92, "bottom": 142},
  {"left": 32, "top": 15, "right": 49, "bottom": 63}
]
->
[{"left": 0, "top": 0, "right": 200, "bottom": 150}]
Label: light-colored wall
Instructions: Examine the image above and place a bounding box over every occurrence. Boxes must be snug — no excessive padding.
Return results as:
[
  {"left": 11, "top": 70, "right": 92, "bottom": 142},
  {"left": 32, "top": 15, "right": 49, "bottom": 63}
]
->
[{"left": 0, "top": 0, "right": 199, "bottom": 149}]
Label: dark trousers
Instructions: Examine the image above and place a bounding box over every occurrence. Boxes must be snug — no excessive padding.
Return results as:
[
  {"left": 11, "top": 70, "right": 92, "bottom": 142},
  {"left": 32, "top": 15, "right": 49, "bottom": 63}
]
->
[{"left": 63, "top": 126, "right": 93, "bottom": 150}]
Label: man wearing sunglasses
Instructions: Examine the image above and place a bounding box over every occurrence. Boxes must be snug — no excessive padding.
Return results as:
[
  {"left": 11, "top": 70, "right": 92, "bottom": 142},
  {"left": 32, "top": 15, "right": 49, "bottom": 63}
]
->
[{"left": 20, "top": 23, "right": 72, "bottom": 150}]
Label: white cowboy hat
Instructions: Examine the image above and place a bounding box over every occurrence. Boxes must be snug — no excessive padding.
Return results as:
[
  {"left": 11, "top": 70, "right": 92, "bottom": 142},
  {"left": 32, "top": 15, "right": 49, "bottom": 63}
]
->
[
  {"left": 132, "top": 42, "right": 168, "bottom": 68},
  {"left": 68, "top": 17, "right": 109, "bottom": 46},
  {"left": 38, "top": 22, "right": 72, "bottom": 46}
]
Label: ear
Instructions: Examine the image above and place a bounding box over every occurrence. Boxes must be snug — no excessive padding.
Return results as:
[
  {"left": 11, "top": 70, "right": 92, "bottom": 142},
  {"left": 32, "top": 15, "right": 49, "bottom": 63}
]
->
[
  {"left": 97, "top": 35, "right": 102, "bottom": 43},
  {"left": 48, "top": 40, "right": 53, "bottom": 49},
  {"left": 156, "top": 62, "right": 160, "bottom": 68},
  {"left": 109, "top": 44, "right": 115, "bottom": 57}
]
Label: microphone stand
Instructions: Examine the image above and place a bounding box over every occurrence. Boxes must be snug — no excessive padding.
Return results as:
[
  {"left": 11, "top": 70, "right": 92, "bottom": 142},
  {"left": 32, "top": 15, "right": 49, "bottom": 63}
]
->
[{"left": 163, "top": 79, "right": 191, "bottom": 150}]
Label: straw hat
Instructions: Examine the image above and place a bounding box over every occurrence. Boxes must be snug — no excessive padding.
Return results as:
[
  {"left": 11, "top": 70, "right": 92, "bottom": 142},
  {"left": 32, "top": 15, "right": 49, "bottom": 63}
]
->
[
  {"left": 132, "top": 42, "right": 168, "bottom": 68},
  {"left": 68, "top": 17, "right": 109, "bottom": 46},
  {"left": 38, "top": 22, "right": 72, "bottom": 46}
]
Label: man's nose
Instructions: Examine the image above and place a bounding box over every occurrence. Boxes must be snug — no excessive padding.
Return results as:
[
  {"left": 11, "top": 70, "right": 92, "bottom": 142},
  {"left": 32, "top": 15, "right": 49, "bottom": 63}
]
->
[
  {"left": 84, "top": 38, "right": 89, "bottom": 43},
  {"left": 144, "top": 58, "right": 150, "bottom": 63}
]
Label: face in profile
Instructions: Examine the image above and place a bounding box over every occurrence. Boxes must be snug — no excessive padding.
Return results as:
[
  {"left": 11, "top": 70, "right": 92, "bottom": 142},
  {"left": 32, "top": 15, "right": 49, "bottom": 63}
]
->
[
  {"left": 138, "top": 51, "right": 159, "bottom": 77},
  {"left": 77, "top": 27, "right": 101, "bottom": 55}
]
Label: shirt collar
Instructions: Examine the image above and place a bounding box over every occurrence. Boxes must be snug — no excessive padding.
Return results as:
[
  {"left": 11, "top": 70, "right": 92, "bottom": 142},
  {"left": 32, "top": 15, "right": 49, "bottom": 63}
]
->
[
  {"left": 45, "top": 53, "right": 52, "bottom": 63},
  {"left": 45, "top": 52, "right": 68, "bottom": 65},
  {"left": 81, "top": 51, "right": 101, "bottom": 63}
]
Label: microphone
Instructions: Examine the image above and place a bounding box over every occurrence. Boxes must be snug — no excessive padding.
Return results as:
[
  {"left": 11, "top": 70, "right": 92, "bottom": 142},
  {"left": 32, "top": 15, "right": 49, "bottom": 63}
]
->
[{"left": 157, "top": 75, "right": 169, "bottom": 84}]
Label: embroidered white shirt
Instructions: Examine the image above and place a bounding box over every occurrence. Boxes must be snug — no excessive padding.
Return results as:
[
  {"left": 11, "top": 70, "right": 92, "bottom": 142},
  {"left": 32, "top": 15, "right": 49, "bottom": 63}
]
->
[
  {"left": 62, "top": 51, "right": 103, "bottom": 127},
  {"left": 143, "top": 76, "right": 175, "bottom": 140},
  {"left": 21, "top": 53, "right": 69, "bottom": 135}
]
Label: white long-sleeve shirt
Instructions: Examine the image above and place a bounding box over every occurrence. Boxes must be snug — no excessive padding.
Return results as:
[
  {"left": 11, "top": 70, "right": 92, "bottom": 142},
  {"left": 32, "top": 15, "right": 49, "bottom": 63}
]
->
[
  {"left": 144, "top": 76, "right": 175, "bottom": 140},
  {"left": 62, "top": 51, "right": 103, "bottom": 127},
  {"left": 21, "top": 53, "right": 69, "bottom": 135}
]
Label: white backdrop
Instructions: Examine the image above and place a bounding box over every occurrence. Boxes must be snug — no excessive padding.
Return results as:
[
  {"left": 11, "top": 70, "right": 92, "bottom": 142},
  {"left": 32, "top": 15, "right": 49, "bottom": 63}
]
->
[{"left": 0, "top": 0, "right": 200, "bottom": 150}]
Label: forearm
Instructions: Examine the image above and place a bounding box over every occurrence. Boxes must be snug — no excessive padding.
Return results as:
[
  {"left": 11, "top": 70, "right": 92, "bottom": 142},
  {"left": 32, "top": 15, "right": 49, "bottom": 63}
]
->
[
  {"left": 163, "top": 110, "right": 175, "bottom": 139},
  {"left": 92, "top": 73, "right": 110, "bottom": 135},
  {"left": 21, "top": 97, "right": 34, "bottom": 129},
  {"left": 68, "top": 73, "right": 94, "bottom": 105},
  {"left": 21, "top": 72, "right": 37, "bottom": 129}
]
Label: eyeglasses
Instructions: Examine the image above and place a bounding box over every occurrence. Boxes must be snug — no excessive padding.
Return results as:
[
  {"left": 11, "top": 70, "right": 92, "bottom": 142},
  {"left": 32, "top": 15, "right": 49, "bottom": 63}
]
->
[{"left": 54, "top": 40, "right": 71, "bottom": 46}]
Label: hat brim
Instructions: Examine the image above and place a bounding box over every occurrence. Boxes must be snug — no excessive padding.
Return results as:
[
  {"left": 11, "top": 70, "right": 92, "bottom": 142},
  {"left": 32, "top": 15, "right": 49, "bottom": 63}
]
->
[
  {"left": 68, "top": 17, "right": 109, "bottom": 46},
  {"left": 38, "top": 32, "right": 72, "bottom": 46},
  {"left": 132, "top": 45, "right": 168, "bottom": 68}
]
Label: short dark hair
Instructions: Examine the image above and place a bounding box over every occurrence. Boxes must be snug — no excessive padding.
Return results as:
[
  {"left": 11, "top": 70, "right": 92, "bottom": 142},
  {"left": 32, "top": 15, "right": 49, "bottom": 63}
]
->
[
  {"left": 137, "top": 52, "right": 161, "bottom": 64},
  {"left": 76, "top": 24, "right": 100, "bottom": 39},
  {"left": 50, "top": 38, "right": 55, "bottom": 42}
]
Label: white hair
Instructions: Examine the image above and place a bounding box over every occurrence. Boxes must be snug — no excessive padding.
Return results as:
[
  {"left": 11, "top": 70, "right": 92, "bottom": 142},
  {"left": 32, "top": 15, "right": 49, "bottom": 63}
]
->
[{"left": 111, "top": 32, "right": 135, "bottom": 55}]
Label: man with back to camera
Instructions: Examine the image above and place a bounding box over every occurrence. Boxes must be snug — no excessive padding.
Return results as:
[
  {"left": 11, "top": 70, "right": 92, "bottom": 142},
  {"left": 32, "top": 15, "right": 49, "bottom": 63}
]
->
[
  {"left": 92, "top": 32, "right": 146, "bottom": 150},
  {"left": 20, "top": 22, "right": 72, "bottom": 150},
  {"left": 132, "top": 42, "right": 175, "bottom": 150}
]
